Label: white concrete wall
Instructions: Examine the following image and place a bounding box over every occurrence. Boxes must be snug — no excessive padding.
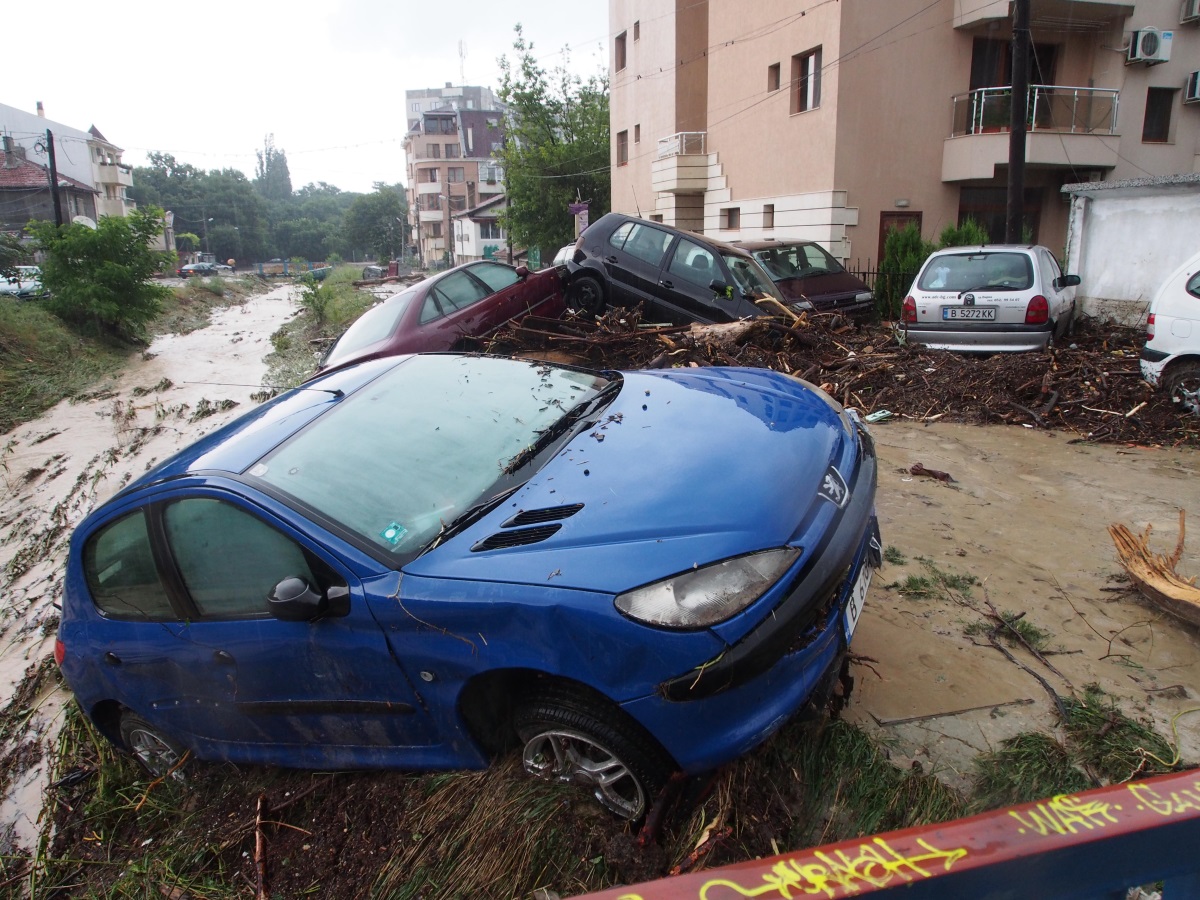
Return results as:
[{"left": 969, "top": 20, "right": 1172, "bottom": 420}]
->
[{"left": 1066, "top": 186, "right": 1200, "bottom": 324}]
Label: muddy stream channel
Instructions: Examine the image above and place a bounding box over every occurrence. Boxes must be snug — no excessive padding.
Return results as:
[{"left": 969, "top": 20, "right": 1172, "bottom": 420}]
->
[{"left": 1, "top": 282, "right": 1198, "bottom": 851}]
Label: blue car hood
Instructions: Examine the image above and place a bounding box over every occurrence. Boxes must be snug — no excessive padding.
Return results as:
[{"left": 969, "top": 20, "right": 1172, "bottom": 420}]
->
[{"left": 404, "top": 368, "right": 853, "bottom": 594}]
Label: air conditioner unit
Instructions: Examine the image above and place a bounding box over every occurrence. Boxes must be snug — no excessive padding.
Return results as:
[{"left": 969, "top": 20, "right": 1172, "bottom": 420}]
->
[
  {"left": 1127, "top": 27, "right": 1174, "bottom": 64},
  {"left": 1186, "top": 70, "right": 1200, "bottom": 103},
  {"left": 1182, "top": 0, "right": 1200, "bottom": 24}
]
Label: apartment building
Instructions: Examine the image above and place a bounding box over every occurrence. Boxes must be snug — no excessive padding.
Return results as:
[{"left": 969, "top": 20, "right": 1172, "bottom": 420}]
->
[
  {"left": 402, "top": 85, "right": 508, "bottom": 265},
  {"left": 609, "top": 0, "right": 1200, "bottom": 265},
  {"left": 0, "top": 101, "right": 137, "bottom": 224}
]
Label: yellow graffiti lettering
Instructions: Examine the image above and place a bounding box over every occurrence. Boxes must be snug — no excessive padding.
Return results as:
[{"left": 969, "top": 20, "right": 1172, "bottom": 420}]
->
[
  {"left": 698, "top": 838, "right": 967, "bottom": 900},
  {"left": 1008, "top": 794, "right": 1118, "bottom": 836},
  {"left": 1127, "top": 783, "right": 1200, "bottom": 817}
]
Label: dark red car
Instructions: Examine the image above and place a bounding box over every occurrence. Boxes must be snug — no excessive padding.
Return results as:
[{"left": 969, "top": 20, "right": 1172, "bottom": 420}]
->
[
  {"left": 315, "top": 261, "right": 566, "bottom": 375},
  {"left": 735, "top": 240, "right": 875, "bottom": 318}
]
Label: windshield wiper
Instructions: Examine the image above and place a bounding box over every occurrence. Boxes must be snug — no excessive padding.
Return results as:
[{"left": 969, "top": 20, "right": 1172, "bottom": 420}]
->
[
  {"left": 503, "top": 379, "right": 622, "bottom": 475},
  {"left": 957, "top": 284, "right": 996, "bottom": 297},
  {"left": 422, "top": 483, "right": 525, "bottom": 554}
]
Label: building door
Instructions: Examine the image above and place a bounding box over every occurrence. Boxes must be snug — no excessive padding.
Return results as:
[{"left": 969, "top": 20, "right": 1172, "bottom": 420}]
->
[{"left": 878, "top": 211, "right": 922, "bottom": 266}]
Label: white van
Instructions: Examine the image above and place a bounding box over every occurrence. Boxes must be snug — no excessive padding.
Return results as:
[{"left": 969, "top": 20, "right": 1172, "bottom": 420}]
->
[{"left": 1140, "top": 249, "right": 1200, "bottom": 414}]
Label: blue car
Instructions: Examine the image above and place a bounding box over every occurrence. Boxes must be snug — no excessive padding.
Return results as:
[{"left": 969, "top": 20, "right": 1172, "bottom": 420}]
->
[{"left": 56, "top": 353, "right": 880, "bottom": 819}]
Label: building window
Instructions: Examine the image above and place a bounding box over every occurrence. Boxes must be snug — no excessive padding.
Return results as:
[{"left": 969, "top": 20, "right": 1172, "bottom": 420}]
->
[
  {"left": 634, "top": 20, "right": 640, "bottom": 40},
  {"left": 768, "top": 63, "right": 781, "bottom": 93},
  {"left": 411, "top": 102, "right": 420, "bottom": 112},
  {"left": 480, "top": 221, "right": 502, "bottom": 239},
  {"left": 448, "top": 167, "right": 465, "bottom": 183},
  {"left": 721, "top": 207, "right": 740, "bottom": 230},
  {"left": 791, "top": 48, "right": 822, "bottom": 113},
  {"left": 650, "top": 214, "right": 663, "bottom": 223},
  {"left": 449, "top": 195, "right": 467, "bottom": 212},
  {"left": 431, "top": 223, "right": 443, "bottom": 238},
  {"left": 616, "top": 31, "right": 627, "bottom": 71},
  {"left": 427, "top": 143, "right": 441, "bottom": 159},
  {"left": 446, "top": 144, "right": 461, "bottom": 158},
  {"left": 481, "top": 165, "right": 501, "bottom": 183},
  {"left": 763, "top": 204, "right": 775, "bottom": 230},
  {"left": 423, "top": 168, "right": 440, "bottom": 183},
  {"left": 617, "top": 130, "right": 629, "bottom": 166},
  {"left": 1142, "top": 87, "right": 1175, "bottom": 143},
  {"left": 634, "top": 124, "right": 641, "bottom": 143}
]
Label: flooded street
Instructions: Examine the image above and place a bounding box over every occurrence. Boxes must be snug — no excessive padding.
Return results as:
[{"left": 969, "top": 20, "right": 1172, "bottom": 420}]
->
[
  {"left": 1, "top": 287, "right": 1198, "bottom": 851},
  {"left": 849, "top": 422, "right": 1200, "bottom": 788},
  {"left": 0, "top": 285, "right": 298, "bottom": 847}
]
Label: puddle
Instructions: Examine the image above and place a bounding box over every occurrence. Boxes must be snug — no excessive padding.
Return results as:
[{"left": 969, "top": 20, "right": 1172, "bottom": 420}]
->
[{"left": 0, "top": 285, "right": 298, "bottom": 849}]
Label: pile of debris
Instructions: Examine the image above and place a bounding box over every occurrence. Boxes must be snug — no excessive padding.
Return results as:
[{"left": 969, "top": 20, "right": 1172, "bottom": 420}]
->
[{"left": 498, "top": 308, "right": 1199, "bottom": 446}]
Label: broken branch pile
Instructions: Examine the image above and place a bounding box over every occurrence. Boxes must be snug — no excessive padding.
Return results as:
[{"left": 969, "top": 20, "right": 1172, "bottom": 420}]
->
[{"left": 499, "top": 308, "right": 1198, "bottom": 446}]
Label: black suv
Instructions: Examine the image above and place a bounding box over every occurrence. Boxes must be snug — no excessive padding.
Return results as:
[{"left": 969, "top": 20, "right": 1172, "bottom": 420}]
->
[{"left": 565, "top": 213, "right": 804, "bottom": 324}]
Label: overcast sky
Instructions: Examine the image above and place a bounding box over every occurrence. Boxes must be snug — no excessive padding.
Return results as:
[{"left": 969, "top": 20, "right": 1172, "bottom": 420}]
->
[{"left": 6, "top": 0, "right": 610, "bottom": 194}]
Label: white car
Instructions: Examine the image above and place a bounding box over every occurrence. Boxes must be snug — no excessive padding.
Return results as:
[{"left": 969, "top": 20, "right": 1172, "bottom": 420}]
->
[
  {"left": 1139, "top": 249, "right": 1200, "bottom": 414},
  {"left": 0, "top": 265, "right": 44, "bottom": 300},
  {"left": 901, "top": 245, "right": 1080, "bottom": 352},
  {"left": 552, "top": 243, "right": 577, "bottom": 267}
]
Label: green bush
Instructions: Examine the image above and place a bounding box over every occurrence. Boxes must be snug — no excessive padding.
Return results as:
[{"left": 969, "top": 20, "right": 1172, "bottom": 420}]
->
[
  {"left": 877, "top": 224, "right": 935, "bottom": 319},
  {"left": 295, "top": 273, "right": 335, "bottom": 326},
  {"left": 27, "top": 207, "right": 173, "bottom": 342},
  {"left": 938, "top": 216, "right": 991, "bottom": 249}
]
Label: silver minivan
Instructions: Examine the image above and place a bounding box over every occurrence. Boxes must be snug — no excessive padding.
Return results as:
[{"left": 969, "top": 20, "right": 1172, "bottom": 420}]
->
[{"left": 901, "top": 245, "right": 1080, "bottom": 352}]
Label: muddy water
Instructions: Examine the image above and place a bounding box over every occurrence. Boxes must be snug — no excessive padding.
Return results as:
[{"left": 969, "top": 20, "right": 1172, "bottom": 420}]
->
[
  {"left": 0, "top": 286, "right": 298, "bottom": 847},
  {"left": 847, "top": 422, "right": 1200, "bottom": 789}
]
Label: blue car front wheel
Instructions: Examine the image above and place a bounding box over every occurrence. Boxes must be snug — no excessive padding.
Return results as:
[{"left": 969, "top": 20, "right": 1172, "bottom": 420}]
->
[{"left": 514, "top": 686, "right": 672, "bottom": 820}]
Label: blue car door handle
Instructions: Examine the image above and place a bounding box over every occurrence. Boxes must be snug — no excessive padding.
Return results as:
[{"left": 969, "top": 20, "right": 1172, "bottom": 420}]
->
[
  {"left": 660, "top": 279, "right": 674, "bottom": 289},
  {"left": 605, "top": 255, "right": 619, "bottom": 263},
  {"left": 213, "top": 650, "right": 234, "bottom": 664},
  {"left": 104, "top": 652, "right": 121, "bottom": 666}
]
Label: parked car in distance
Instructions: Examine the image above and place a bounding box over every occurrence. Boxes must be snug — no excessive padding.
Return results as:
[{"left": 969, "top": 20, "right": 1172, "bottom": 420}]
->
[
  {"left": 567, "top": 213, "right": 807, "bottom": 324},
  {"left": 901, "top": 245, "right": 1080, "bottom": 353},
  {"left": 55, "top": 353, "right": 880, "bottom": 820},
  {"left": 1140, "top": 248, "right": 1200, "bottom": 414},
  {"left": 735, "top": 240, "right": 875, "bottom": 318},
  {"left": 316, "top": 260, "right": 566, "bottom": 375},
  {"left": 177, "top": 262, "right": 231, "bottom": 278},
  {"left": 0, "top": 265, "right": 44, "bottom": 299}
]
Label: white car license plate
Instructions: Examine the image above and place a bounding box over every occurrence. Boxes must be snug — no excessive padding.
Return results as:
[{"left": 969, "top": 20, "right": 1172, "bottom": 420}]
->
[
  {"left": 943, "top": 306, "right": 996, "bottom": 320},
  {"left": 844, "top": 564, "right": 873, "bottom": 642}
]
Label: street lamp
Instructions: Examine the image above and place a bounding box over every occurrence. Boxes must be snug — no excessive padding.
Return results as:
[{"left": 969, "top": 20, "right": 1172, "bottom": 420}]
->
[{"left": 203, "top": 217, "right": 213, "bottom": 255}]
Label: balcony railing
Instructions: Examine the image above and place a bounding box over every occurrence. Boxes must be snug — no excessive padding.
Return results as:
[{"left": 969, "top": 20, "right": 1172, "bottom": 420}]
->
[
  {"left": 656, "top": 131, "right": 707, "bottom": 160},
  {"left": 951, "top": 85, "right": 1119, "bottom": 137}
]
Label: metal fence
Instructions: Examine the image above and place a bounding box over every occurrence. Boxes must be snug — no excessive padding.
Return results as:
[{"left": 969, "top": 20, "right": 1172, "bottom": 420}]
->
[{"left": 572, "top": 767, "right": 1200, "bottom": 899}]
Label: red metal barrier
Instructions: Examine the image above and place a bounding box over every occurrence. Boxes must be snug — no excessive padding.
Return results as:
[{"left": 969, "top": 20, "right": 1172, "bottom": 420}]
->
[{"left": 573, "top": 768, "right": 1200, "bottom": 899}]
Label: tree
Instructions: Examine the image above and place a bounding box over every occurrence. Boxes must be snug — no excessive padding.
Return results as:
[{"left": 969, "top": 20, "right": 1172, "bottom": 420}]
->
[
  {"left": 27, "top": 207, "right": 174, "bottom": 342},
  {"left": 255, "top": 135, "right": 293, "bottom": 202},
  {"left": 0, "top": 233, "right": 29, "bottom": 280},
  {"left": 343, "top": 185, "right": 408, "bottom": 261},
  {"left": 496, "top": 25, "right": 610, "bottom": 255}
]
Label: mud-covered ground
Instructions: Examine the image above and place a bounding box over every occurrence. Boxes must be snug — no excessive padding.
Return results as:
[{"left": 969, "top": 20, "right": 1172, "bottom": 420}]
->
[{"left": 2, "top": 294, "right": 1199, "bottom": 898}]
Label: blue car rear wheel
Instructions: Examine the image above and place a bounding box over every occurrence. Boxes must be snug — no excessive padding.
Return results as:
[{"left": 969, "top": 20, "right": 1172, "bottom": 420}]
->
[{"left": 119, "top": 712, "right": 188, "bottom": 783}]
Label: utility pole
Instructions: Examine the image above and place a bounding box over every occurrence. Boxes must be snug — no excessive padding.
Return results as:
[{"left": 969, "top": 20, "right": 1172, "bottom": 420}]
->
[
  {"left": 445, "top": 179, "right": 453, "bottom": 267},
  {"left": 45, "top": 129, "right": 63, "bottom": 227},
  {"left": 1006, "top": 0, "right": 1030, "bottom": 243}
]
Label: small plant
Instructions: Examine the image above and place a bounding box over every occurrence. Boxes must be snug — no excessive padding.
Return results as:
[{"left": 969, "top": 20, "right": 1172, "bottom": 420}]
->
[
  {"left": 295, "top": 274, "right": 335, "bottom": 326},
  {"left": 886, "top": 557, "right": 978, "bottom": 600},
  {"left": 965, "top": 609, "right": 1052, "bottom": 651},
  {"left": 883, "top": 545, "right": 906, "bottom": 565},
  {"left": 1062, "top": 684, "right": 1178, "bottom": 782},
  {"left": 970, "top": 732, "right": 1091, "bottom": 811}
]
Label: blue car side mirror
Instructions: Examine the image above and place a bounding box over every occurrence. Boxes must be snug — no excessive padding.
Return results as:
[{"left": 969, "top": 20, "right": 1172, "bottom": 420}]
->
[{"left": 269, "top": 578, "right": 350, "bottom": 621}]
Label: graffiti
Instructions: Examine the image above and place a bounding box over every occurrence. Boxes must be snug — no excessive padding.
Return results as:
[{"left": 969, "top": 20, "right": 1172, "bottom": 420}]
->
[
  {"left": 699, "top": 837, "right": 967, "bottom": 899},
  {"left": 1128, "top": 780, "right": 1200, "bottom": 817},
  {"left": 1008, "top": 794, "right": 1120, "bottom": 837}
]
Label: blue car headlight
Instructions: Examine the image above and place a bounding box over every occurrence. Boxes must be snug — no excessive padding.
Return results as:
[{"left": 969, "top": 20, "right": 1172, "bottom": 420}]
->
[{"left": 615, "top": 548, "right": 801, "bottom": 628}]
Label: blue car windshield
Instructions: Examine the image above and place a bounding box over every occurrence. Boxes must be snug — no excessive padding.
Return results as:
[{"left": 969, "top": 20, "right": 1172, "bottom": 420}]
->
[{"left": 248, "top": 355, "right": 612, "bottom": 562}]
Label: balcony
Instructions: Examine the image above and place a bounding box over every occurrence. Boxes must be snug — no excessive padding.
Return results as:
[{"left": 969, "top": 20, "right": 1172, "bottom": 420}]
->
[
  {"left": 97, "top": 162, "right": 133, "bottom": 187},
  {"left": 942, "top": 85, "right": 1120, "bottom": 182},
  {"left": 418, "top": 209, "right": 444, "bottom": 224},
  {"left": 954, "top": 0, "right": 1134, "bottom": 29},
  {"left": 651, "top": 132, "right": 712, "bottom": 195}
]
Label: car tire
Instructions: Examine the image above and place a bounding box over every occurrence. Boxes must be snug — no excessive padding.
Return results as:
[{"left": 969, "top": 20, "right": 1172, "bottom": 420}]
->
[
  {"left": 1164, "top": 361, "right": 1200, "bottom": 416},
  {"left": 119, "top": 712, "right": 188, "bottom": 782},
  {"left": 567, "top": 275, "right": 606, "bottom": 317},
  {"left": 514, "top": 684, "right": 672, "bottom": 821}
]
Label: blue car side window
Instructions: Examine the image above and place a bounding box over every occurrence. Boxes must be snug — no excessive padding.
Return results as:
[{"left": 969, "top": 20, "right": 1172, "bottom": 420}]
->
[
  {"left": 83, "top": 510, "right": 173, "bottom": 621},
  {"left": 163, "top": 498, "right": 317, "bottom": 619}
]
